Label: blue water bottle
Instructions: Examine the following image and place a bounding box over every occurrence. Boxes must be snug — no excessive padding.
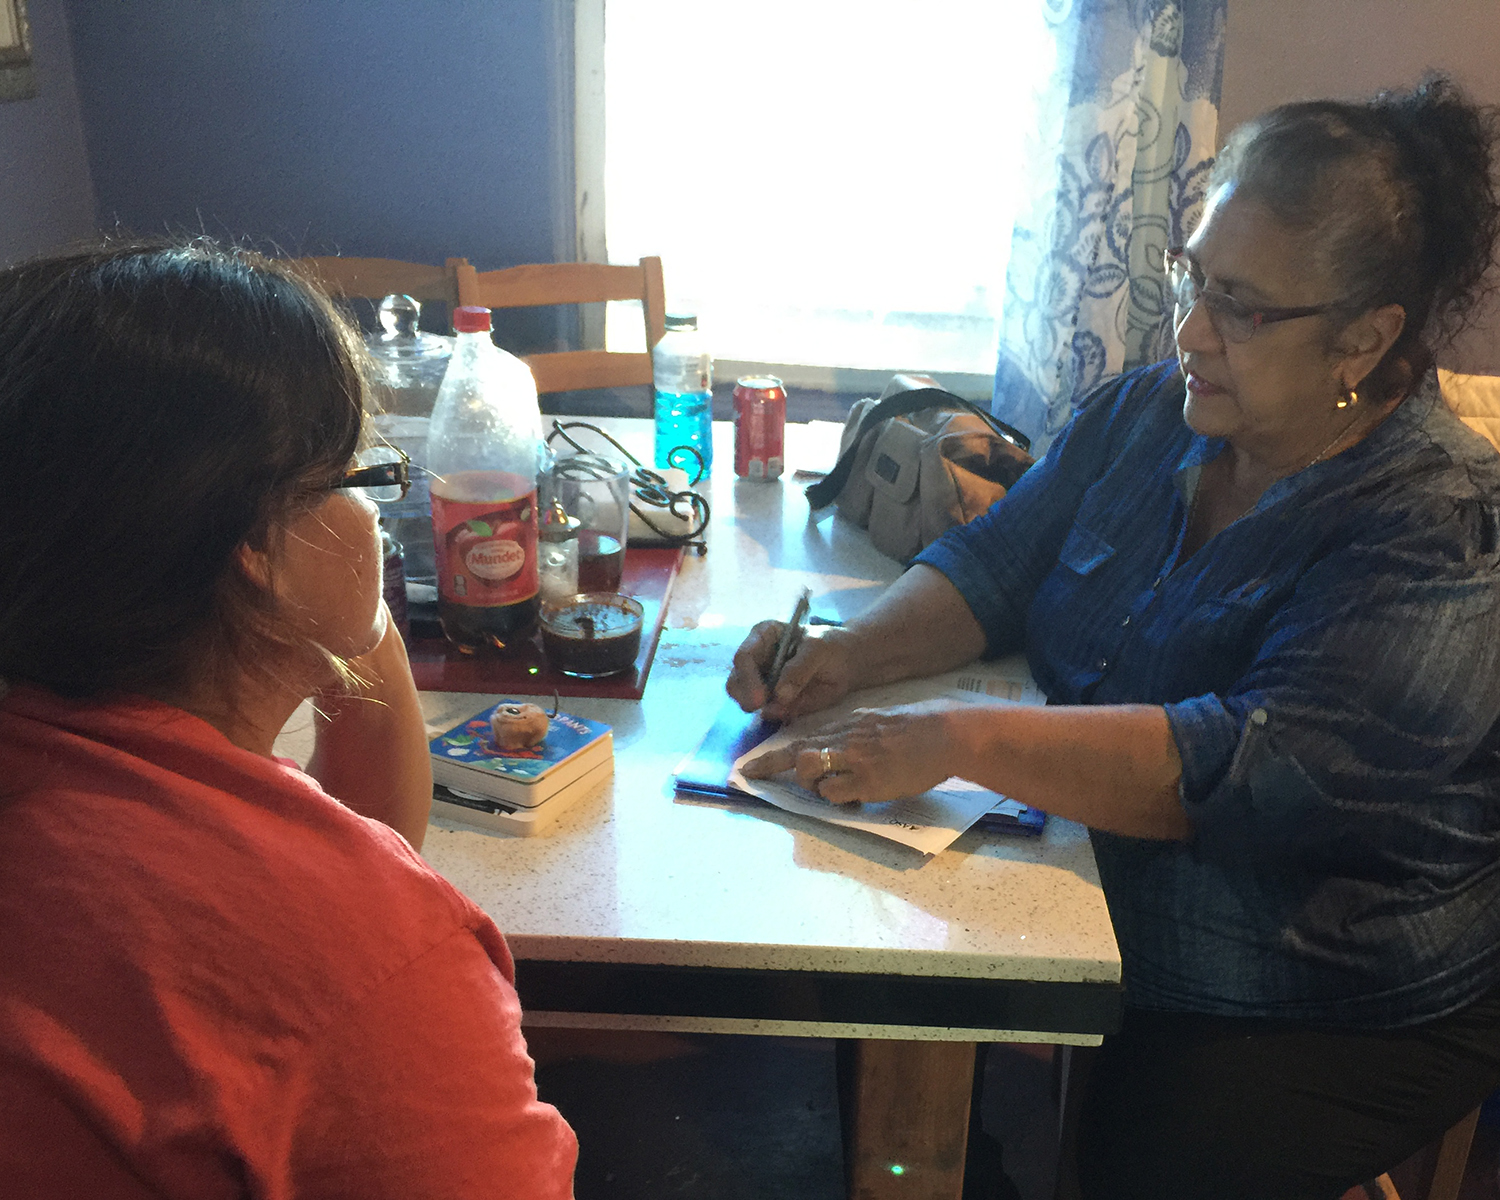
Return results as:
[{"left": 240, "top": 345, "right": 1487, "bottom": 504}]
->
[{"left": 652, "top": 312, "right": 713, "bottom": 475}]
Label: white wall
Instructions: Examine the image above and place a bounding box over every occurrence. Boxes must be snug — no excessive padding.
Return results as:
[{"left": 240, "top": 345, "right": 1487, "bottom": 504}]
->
[
  {"left": 1219, "top": 0, "right": 1500, "bottom": 372},
  {"left": 1220, "top": 0, "right": 1500, "bottom": 136}
]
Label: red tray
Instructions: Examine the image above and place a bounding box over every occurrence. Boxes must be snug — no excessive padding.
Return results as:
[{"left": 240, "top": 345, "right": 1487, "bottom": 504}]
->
[{"left": 406, "top": 546, "right": 683, "bottom": 699}]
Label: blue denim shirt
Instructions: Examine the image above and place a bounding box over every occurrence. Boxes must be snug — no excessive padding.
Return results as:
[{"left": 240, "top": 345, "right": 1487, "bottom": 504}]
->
[{"left": 917, "top": 361, "right": 1500, "bottom": 1027}]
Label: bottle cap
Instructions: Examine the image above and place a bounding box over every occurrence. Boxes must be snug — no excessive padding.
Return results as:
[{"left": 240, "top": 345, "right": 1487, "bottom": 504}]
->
[
  {"left": 453, "top": 305, "right": 493, "bottom": 334},
  {"left": 664, "top": 312, "right": 698, "bottom": 331}
]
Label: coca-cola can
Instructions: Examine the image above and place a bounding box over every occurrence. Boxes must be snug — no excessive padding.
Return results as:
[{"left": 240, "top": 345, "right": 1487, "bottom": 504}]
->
[{"left": 733, "top": 375, "right": 787, "bottom": 480}]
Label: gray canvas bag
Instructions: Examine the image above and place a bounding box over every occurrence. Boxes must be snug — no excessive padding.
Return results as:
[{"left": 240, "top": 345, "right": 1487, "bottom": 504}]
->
[{"left": 804, "top": 374, "right": 1034, "bottom": 562}]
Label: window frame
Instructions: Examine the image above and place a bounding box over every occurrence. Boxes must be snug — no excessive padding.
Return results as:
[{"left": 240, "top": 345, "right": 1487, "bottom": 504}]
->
[{"left": 0, "top": 0, "right": 35, "bottom": 102}]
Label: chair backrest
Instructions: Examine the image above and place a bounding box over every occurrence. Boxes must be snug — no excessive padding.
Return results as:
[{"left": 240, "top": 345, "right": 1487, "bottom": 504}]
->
[
  {"left": 295, "top": 256, "right": 468, "bottom": 307},
  {"left": 454, "top": 257, "right": 666, "bottom": 395}
]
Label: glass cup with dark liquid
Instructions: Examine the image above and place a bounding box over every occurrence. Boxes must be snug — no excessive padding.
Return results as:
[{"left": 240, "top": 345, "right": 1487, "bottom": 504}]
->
[{"left": 540, "top": 453, "right": 630, "bottom": 594}]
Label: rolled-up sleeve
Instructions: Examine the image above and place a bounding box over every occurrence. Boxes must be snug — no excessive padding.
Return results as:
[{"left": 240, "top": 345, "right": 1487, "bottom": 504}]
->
[
  {"left": 1163, "top": 692, "right": 1245, "bottom": 802},
  {"left": 1167, "top": 501, "right": 1500, "bottom": 868}
]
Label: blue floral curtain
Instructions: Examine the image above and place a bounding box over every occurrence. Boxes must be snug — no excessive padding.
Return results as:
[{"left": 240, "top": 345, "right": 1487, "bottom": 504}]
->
[{"left": 992, "top": 0, "right": 1227, "bottom": 454}]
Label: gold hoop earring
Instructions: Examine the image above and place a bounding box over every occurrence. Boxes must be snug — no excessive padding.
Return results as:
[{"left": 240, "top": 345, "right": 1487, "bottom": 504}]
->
[{"left": 1336, "top": 385, "right": 1358, "bottom": 410}]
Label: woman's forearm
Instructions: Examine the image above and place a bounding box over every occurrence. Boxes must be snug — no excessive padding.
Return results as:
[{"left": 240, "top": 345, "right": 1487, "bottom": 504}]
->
[
  {"left": 307, "top": 623, "right": 432, "bottom": 851},
  {"left": 746, "top": 691, "right": 1189, "bottom": 839},
  {"left": 860, "top": 571, "right": 1186, "bottom": 838},
  {"left": 841, "top": 564, "right": 989, "bottom": 688},
  {"left": 948, "top": 702, "right": 1188, "bottom": 840}
]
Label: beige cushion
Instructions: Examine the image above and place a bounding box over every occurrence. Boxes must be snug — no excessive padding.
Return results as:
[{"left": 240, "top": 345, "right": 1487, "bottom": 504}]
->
[{"left": 1439, "top": 367, "right": 1500, "bottom": 452}]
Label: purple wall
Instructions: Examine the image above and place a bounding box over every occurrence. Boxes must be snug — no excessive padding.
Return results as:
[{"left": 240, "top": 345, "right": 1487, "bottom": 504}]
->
[
  {"left": 63, "top": 0, "right": 573, "bottom": 345},
  {"left": 0, "top": 0, "right": 96, "bottom": 266}
]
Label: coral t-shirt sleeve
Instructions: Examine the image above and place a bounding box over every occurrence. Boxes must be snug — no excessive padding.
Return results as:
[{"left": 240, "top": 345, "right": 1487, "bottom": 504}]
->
[{"left": 287, "top": 927, "right": 577, "bottom": 1200}]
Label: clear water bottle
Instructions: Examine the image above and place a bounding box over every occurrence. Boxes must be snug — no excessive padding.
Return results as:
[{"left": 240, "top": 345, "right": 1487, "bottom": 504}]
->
[
  {"left": 427, "top": 305, "right": 545, "bottom": 653},
  {"left": 365, "top": 294, "right": 453, "bottom": 586},
  {"left": 653, "top": 312, "right": 713, "bottom": 474}
]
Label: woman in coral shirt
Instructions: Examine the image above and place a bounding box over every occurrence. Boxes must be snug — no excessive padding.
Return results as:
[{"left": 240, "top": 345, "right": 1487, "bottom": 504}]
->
[{"left": 0, "top": 242, "right": 576, "bottom": 1199}]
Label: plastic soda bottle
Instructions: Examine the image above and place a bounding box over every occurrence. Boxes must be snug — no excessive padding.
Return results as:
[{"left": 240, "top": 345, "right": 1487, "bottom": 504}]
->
[
  {"left": 426, "top": 305, "right": 545, "bottom": 652},
  {"left": 652, "top": 312, "right": 713, "bottom": 475}
]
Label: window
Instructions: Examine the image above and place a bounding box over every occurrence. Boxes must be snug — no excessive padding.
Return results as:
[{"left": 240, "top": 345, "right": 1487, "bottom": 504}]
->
[
  {"left": 0, "top": 0, "right": 34, "bottom": 102},
  {"left": 579, "top": 1, "right": 1056, "bottom": 397}
]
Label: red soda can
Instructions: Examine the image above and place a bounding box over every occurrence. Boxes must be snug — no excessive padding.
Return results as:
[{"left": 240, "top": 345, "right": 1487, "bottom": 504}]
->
[{"left": 733, "top": 376, "right": 787, "bottom": 480}]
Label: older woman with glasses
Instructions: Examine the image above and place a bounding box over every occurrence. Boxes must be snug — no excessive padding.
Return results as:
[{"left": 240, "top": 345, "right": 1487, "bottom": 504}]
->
[
  {"left": 729, "top": 78, "right": 1500, "bottom": 1198},
  {"left": 0, "top": 242, "right": 576, "bottom": 1197}
]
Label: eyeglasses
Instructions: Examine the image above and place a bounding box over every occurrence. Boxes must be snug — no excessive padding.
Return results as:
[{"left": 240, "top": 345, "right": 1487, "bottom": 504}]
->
[
  {"left": 1164, "top": 247, "right": 1338, "bottom": 344},
  {"left": 333, "top": 445, "right": 411, "bottom": 503}
]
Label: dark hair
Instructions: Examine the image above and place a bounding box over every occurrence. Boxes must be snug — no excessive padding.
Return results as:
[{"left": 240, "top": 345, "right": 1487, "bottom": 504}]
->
[
  {"left": 1211, "top": 76, "right": 1500, "bottom": 399},
  {"left": 0, "top": 239, "right": 367, "bottom": 699}
]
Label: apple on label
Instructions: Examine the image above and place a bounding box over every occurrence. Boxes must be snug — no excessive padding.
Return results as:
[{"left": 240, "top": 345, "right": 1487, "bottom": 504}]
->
[{"left": 448, "top": 519, "right": 492, "bottom": 562}]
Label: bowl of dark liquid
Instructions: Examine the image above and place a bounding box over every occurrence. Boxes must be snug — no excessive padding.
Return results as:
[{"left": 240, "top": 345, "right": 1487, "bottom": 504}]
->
[{"left": 540, "top": 593, "right": 644, "bottom": 678}]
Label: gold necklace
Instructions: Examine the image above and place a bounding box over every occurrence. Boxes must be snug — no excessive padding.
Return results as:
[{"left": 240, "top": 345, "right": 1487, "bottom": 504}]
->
[
  {"left": 1305, "top": 406, "right": 1364, "bottom": 470},
  {"left": 1185, "top": 407, "right": 1364, "bottom": 543}
]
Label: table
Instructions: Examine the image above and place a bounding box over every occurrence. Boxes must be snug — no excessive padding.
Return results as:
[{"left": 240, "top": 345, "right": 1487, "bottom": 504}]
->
[{"left": 290, "top": 419, "right": 1122, "bottom": 1198}]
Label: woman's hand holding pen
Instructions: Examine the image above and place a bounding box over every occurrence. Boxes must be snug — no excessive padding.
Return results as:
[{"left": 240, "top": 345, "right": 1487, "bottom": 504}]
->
[
  {"left": 727, "top": 622, "right": 860, "bottom": 722},
  {"left": 727, "top": 567, "right": 985, "bottom": 724},
  {"left": 727, "top": 565, "right": 994, "bottom": 801},
  {"left": 726, "top": 604, "right": 965, "bottom": 806}
]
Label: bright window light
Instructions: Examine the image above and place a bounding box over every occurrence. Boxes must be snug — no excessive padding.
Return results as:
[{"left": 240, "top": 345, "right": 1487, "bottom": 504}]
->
[{"left": 603, "top": 1, "right": 1055, "bottom": 378}]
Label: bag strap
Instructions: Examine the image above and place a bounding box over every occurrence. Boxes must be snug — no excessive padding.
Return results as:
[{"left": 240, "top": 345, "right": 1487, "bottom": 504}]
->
[{"left": 804, "top": 386, "right": 1032, "bottom": 510}]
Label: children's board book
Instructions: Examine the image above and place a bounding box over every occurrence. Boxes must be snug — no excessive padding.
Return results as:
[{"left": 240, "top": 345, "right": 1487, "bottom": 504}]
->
[
  {"left": 431, "top": 760, "right": 614, "bottom": 837},
  {"left": 429, "top": 701, "right": 613, "bottom": 813}
]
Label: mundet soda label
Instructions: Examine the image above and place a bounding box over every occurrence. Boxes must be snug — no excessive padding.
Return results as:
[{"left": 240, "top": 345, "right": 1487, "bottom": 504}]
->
[{"left": 432, "top": 489, "right": 538, "bottom": 607}]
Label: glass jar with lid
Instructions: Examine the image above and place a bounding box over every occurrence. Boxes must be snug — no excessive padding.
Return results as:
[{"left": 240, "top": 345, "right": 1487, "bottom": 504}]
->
[{"left": 365, "top": 294, "right": 454, "bottom": 586}]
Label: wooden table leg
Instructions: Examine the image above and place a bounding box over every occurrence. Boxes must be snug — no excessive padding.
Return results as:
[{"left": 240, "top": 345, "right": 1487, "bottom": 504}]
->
[{"left": 837, "top": 1038, "right": 977, "bottom": 1200}]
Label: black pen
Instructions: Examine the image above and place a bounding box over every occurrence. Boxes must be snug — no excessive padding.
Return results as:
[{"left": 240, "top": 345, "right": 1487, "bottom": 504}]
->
[{"left": 764, "top": 588, "right": 812, "bottom": 698}]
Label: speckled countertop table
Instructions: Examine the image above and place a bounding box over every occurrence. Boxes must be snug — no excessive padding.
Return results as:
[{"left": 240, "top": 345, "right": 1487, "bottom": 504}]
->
[{"left": 285, "top": 420, "right": 1122, "bottom": 1045}]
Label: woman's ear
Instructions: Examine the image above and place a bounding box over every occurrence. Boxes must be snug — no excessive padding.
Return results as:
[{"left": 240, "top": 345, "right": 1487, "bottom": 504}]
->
[
  {"left": 1340, "top": 303, "right": 1407, "bottom": 390},
  {"left": 234, "top": 541, "right": 274, "bottom": 591}
]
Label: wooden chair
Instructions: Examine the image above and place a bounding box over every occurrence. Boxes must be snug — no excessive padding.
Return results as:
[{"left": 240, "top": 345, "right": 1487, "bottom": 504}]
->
[
  {"left": 1353, "top": 1106, "right": 1482, "bottom": 1200},
  {"left": 294, "top": 256, "right": 468, "bottom": 306},
  {"left": 454, "top": 257, "right": 666, "bottom": 395}
]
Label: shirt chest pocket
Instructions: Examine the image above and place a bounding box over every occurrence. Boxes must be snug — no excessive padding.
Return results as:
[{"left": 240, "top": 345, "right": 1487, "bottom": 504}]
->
[
  {"left": 1034, "top": 522, "right": 1120, "bottom": 640},
  {"left": 1059, "top": 523, "right": 1116, "bottom": 575}
]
